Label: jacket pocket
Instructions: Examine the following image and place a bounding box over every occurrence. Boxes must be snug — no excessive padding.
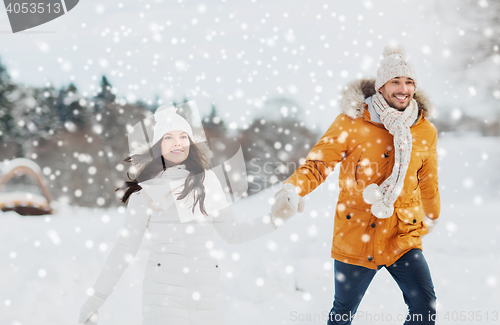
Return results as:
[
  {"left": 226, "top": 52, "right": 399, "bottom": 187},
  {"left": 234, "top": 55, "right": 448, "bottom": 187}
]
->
[
  {"left": 394, "top": 206, "right": 425, "bottom": 250},
  {"left": 332, "top": 209, "right": 370, "bottom": 257}
]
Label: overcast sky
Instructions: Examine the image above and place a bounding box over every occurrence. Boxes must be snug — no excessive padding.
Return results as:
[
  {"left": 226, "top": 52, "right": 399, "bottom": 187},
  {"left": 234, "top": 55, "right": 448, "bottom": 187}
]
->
[{"left": 0, "top": 0, "right": 492, "bottom": 132}]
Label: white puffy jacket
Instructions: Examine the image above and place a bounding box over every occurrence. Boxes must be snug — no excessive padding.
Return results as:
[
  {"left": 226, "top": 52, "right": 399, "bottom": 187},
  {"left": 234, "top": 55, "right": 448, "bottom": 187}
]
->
[{"left": 86, "top": 166, "right": 277, "bottom": 325}]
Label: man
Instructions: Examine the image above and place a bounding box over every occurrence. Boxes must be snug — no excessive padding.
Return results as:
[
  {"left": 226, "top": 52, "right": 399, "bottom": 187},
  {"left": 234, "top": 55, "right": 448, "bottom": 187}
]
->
[{"left": 271, "top": 44, "right": 440, "bottom": 324}]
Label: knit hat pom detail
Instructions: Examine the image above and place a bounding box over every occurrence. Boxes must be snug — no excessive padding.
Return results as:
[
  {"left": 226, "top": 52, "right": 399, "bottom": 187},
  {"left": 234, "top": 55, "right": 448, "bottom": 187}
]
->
[
  {"left": 364, "top": 183, "right": 394, "bottom": 219},
  {"left": 382, "top": 42, "right": 406, "bottom": 58},
  {"left": 363, "top": 183, "right": 383, "bottom": 204},
  {"left": 154, "top": 106, "right": 178, "bottom": 122}
]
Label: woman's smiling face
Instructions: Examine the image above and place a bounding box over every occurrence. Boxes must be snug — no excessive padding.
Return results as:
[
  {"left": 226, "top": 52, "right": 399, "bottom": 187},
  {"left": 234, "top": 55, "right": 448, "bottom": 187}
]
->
[{"left": 161, "top": 131, "right": 190, "bottom": 164}]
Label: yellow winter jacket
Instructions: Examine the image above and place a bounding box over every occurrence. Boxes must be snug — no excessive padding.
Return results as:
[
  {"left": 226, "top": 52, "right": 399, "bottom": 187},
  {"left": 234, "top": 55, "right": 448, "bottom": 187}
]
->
[{"left": 284, "top": 78, "right": 440, "bottom": 269}]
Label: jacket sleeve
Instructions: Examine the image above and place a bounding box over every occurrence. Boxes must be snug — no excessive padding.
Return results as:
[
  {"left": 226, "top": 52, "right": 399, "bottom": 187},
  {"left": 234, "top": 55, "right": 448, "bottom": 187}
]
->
[
  {"left": 284, "top": 114, "right": 349, "bottom": 196},
  {"left": 418, "top": 129, "right": 441, "bottom": 220},
  {"left": 206, "top": 170, "right": 277, "bottom": 245},
  {"left": 91, "top": 191, "right": 150, "bottom": 297}
]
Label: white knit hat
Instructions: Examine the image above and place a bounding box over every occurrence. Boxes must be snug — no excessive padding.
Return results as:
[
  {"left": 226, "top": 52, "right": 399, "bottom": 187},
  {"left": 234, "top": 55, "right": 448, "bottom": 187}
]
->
[
  {"left": 152, "top": 105, "right": 194, "bottom": 144},
  {"left": 375, "top": 43, "right": 418, "bottom": 91}
]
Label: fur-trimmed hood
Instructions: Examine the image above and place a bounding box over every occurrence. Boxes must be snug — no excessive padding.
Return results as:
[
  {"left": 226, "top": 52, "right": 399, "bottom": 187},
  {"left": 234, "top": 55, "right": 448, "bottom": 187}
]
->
[{"left": 339, "top": 78, "right": 436, "bottom": 120}]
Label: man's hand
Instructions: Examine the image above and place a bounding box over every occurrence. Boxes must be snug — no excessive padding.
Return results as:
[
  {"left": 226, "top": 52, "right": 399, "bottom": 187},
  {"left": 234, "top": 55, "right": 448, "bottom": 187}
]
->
[
  {"left": 423, "top": 215, "right": 438, "bottom": 234},
  {"left": 271, "top": 183, "right": 305, "bottom": 226}
]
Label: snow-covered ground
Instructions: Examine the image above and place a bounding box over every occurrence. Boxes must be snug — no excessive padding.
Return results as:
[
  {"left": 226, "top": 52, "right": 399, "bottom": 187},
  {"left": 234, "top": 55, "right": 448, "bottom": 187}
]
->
[{"left": 1, "top": 135, "right": 499, "bottom": 325}]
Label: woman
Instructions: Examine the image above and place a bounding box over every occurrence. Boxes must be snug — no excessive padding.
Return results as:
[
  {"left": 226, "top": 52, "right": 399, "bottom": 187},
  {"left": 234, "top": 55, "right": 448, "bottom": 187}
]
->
[{"left": 79, "top": 106, "right": 286, "bottom": 325}]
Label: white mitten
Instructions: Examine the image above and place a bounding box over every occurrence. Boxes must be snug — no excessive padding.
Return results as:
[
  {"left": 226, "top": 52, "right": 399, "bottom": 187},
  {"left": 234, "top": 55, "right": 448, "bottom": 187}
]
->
[
  {"left": 423, "top": 215, "right": 438, "bottom": 234},
  {"left": 271, "top": 183, "right": 305, "bottom": 226},
  {"left": 83, "top": 312, "right": 99, "bottom": 325},
  {"left": 79, "top": 292, "right": 107, "bottom": 324}
]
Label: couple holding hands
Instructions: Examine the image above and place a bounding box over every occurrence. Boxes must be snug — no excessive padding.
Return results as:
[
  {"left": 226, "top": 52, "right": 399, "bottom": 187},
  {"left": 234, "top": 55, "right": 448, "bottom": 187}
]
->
[{"left": 80, "top": 44, "right": 440, "bottom": 325}]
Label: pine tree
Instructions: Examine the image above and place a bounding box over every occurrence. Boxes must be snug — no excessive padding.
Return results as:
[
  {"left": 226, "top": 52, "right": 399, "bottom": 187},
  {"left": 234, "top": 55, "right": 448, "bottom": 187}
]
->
[
  {"left": 202, "top": 104, "right": 227, "bottom": 139},
  {"left": 175, "top": 97, "right": 193, "bottom": 125},
  {"left": 56, "top": 82, "right": 88, "bottom": 128},
  {"left": 35, "top": 86, "right": 61, "bottom": 139},
  {"left": 152, "top": 94, "right": 161, "bottom": 110},
  {"left": 0, "top": 56, "right": 21, "bottom": 157},
  {"left": 93, "top": 76, "right": 116, "bottom": 113},
  {"left": 15, "top": 85, "right": 60, "bottom": 143},
  {"left": 96, "top": 76, "right": 116, "bottom": 103}
]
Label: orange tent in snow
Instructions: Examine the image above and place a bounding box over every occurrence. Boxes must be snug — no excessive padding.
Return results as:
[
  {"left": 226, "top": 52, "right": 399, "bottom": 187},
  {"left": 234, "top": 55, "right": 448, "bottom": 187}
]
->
[{"left": 0, "top": 158, "right": 53, "bottom": 215}]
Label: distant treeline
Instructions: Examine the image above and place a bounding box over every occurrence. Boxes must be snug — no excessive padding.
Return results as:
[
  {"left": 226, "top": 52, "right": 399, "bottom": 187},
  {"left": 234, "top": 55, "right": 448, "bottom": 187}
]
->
[{"left": 0, "top": 57, "right": 317, "bottom": 207}]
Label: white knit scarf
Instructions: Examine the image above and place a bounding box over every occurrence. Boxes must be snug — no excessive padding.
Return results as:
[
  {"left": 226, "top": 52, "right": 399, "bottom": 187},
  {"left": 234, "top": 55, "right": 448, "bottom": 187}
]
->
[
  {"left": 161, "top": 164, "right": 190, "bottom": 181},
  {"left": 139, "top": 164, "right": 206, "bottom": 223},
  {"left": 362, "top": 92, "right": 418, "bottom": 218}
]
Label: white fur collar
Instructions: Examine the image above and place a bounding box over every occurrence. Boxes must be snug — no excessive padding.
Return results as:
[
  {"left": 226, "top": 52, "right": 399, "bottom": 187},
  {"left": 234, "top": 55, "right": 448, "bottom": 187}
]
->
[{"left": 339, "top": 78, "right": 435, "bottom": 120}]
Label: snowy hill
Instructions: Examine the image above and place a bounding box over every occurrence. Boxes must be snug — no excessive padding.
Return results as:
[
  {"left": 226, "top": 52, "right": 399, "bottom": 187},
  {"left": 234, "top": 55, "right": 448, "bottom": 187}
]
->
[{"left": 1, "top": 135, "right": 499, "bottom": 325}]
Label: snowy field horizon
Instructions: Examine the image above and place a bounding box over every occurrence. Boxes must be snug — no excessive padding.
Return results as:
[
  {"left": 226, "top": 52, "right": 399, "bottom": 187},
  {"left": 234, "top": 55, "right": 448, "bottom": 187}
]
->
[{"left": 1, "top": 134, "right": 499, "bottom": 325}]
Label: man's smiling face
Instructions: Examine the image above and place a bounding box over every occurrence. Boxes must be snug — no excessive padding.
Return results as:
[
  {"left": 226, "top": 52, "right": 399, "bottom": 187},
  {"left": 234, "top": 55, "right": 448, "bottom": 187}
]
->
[{"left": 378, "top": 76, "right": 415, "bottom": 111}]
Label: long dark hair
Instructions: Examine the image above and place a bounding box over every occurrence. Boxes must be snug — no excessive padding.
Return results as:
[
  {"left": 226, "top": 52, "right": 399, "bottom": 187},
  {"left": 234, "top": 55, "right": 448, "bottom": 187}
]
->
[{"left": 115, "top": 136, "right": 211, "bottom": 216}]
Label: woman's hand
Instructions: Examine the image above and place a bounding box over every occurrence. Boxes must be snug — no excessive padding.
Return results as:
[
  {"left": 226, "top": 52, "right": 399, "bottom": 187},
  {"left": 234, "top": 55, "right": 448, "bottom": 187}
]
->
[
  {"left": 271, "top": 183, "right": 305, "bottom": 226},
  {"left": 79, "top": 292, "right": 106, "bottom": 324}
]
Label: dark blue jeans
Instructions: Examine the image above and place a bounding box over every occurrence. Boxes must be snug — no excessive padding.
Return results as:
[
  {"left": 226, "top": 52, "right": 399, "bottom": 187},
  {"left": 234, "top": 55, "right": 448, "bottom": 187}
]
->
[{"left": 327, "top": 249, "right": 437, "bottom": 325}]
